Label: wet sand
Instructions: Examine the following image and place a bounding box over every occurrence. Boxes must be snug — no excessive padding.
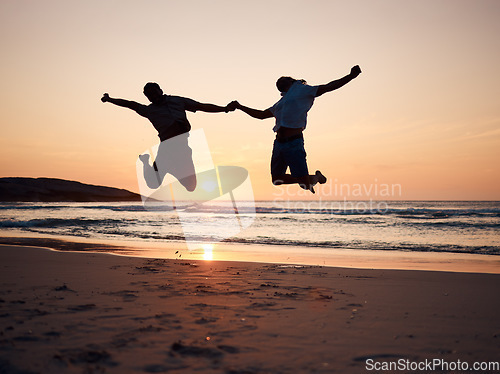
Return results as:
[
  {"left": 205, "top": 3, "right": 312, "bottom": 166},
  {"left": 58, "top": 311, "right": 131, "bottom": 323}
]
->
[
  {"left": 0, "top": 244, "right": 499, "bottom": 373},
  {"left": 1, "top": 235, "right": 499, "bottom": 274}
]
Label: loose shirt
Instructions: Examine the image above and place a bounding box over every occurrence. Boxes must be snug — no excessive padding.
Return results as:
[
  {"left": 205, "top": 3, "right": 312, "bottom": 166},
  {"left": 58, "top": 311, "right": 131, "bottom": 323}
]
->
[
  {"left": 134, "top": 95, "right": 201, "bottom": 141},
  {"left": 269, "top": 82, "right": 319, "bottom": 132}
]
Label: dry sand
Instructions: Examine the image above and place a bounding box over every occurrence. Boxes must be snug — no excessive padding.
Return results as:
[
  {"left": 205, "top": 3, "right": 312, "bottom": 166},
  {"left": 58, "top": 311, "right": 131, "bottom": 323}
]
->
[{"left": 1, "top": 244, "right": 499, "bottom": 373}]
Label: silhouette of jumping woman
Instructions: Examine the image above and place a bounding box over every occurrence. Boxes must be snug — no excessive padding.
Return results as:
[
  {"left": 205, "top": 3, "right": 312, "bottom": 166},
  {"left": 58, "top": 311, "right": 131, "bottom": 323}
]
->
[
  {"left": 101, "top": 83, "right": 235, "bottom": 191},
  {"left": 231, "top": 66, "right": 361, "bottom": 193}
]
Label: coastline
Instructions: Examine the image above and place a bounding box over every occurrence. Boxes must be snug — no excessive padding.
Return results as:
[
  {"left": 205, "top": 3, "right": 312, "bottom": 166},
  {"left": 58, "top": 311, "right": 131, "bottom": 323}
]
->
[
  {"left": 1, "top": 234, "right": 499, "bottom": 274},
  {"left": 0, "top": 244, "right": 499, "bottom": 373}
]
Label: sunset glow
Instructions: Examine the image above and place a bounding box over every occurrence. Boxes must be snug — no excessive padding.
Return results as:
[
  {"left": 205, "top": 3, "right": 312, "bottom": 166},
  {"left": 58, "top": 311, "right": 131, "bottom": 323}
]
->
[{"left": 1, "top": 0, "right": 499, "bottom": 200}]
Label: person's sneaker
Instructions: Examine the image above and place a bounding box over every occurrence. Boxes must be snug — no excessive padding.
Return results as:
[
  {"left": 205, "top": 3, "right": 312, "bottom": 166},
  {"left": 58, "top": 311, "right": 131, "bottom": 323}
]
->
[
  {"left": 139, "top": 154, "right": 150, "bottom": 164},
  {"left": 315, "top": 170, "right": 327, "bottom": 184}
]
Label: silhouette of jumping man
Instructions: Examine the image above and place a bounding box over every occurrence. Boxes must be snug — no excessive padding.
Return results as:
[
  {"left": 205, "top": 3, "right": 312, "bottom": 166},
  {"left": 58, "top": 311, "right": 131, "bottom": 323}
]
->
[
  {"left": 231, "top": 66, "right": 361, "bottom": 193},
  {"left": 101, "top": 83, "right": 235, "bottom": 191}
]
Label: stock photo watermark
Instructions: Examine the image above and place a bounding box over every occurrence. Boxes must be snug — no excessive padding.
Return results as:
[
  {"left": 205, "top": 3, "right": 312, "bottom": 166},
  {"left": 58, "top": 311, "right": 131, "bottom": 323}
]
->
[
  {"left": 273, "top": 178, "right": 403, "bottom": 214},
  {"left": 365, "top": 357, "right": 499, "bottom": 372},
  {"left": 136, "top": 129, "right": 256, "bottom": 249}
]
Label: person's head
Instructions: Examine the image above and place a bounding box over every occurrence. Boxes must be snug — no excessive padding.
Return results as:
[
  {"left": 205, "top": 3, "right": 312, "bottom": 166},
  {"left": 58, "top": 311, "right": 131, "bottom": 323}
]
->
[
  {"left": 276, "top": 77, "right": 295, "bottom": 94},
  {"left": 143, "top": 82, "right": 164, "bottom": 104},
  {"left": 276, "top": 77, "right": 306, "bottom": 94}
]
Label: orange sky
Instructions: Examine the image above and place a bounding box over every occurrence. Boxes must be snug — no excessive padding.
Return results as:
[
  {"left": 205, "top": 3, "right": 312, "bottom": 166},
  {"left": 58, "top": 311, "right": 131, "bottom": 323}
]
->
[{"left": 1, "top": 0, "right": 499, "bottom": 200}]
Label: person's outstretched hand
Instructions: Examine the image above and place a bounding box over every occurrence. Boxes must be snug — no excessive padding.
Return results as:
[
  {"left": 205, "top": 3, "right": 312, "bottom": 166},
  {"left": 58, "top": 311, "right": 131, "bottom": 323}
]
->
[
  {"left": 101, "top": 93, "right": 110, "bottom": 103},
  {"left": 350, "top": 65, "right": 362, "bottom": 78}
]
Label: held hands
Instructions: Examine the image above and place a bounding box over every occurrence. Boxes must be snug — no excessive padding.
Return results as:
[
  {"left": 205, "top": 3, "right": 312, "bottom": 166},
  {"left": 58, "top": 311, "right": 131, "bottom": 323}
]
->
[
  {"left": 350, "top": 65, "right": 362, "bottom": 78},
  {"left": 225, "top": 100, "right": 241, "bottom": 112},
  {"left": 101, "top": 93, "right": 110, "bottom": 103}
]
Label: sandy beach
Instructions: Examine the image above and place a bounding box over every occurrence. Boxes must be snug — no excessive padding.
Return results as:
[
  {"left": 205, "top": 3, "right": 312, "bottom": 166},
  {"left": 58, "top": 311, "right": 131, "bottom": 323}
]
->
[{"left": 0, "top": 244, "right": 499, "bottom": 373}]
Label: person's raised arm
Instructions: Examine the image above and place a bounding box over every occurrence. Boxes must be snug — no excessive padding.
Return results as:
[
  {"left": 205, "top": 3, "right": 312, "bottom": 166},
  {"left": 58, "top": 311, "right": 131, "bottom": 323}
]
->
[
  {"left": 232, "top": 101, "right": 273, "bottom": 120},
  {"left": 315, "top": 65, "right": 362, "bottom": 97},
  {"left": 101, "top": 93, "right": 143, "bottom": 112}
]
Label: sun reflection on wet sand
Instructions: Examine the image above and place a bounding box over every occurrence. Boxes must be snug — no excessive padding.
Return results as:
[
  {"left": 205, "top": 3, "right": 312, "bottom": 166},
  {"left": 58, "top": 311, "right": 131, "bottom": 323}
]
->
[{"left": 202, "top": 244, "right": 214, "bottom": 261}]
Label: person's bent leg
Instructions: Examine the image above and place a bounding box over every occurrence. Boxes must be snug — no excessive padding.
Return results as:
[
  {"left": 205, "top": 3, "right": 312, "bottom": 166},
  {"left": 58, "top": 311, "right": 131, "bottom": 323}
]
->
[
  {"left": 140, "top": 154, "right": 163, "bottom": 189},
  {"left": 272, "top": 171, "right": 327, "bottom": 193},
  {"left": 178, "top": 174, "right": 197, "bottom": 192},
  {"left": 284, "top": 138, "right": 316, "bottom": 192},
  {"left": 271, "top": 138, "right": 326, "bottom": 193},
  {"left": 272, "top": 174, "right": 300, "bottom": 185},
  {"left": 163, "top": 134, "right": 197, "bottom": 192},
  {"left": 272, "top": 173, "right": 315, "bottom": 193}
]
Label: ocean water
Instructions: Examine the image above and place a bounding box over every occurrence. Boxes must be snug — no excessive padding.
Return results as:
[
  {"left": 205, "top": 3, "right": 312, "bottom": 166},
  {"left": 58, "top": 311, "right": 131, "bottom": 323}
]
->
[{"left": 0, "top": 200, "right": 499, "bottom": 256}]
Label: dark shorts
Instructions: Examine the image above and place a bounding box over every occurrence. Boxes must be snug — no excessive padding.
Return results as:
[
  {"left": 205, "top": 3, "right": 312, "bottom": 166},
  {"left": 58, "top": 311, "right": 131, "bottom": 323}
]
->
[{"left": 270, "top": 138, "right": 309, "bottom": 178}]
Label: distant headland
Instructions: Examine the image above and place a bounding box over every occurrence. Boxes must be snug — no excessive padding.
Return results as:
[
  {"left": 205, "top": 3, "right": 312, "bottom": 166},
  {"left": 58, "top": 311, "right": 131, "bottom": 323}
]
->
[{"left": 0, "top": 177, "right": 142, "bottom": 202}]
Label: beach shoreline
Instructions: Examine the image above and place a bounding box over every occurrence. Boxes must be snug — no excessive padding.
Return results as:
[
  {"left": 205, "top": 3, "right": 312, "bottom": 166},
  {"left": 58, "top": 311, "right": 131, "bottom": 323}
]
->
[
  {"left": 1, "top": 244, "right": 499, "bottom": 373},
  {"left": 1, "top": 233, "right": 499, "bottom": 274}
]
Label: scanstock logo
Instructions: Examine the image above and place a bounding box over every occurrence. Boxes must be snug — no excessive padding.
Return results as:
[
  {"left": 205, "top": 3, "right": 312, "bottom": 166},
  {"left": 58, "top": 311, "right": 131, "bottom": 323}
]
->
[{"left": 136, "top": 129, "right": 255, "bottom": 249}]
